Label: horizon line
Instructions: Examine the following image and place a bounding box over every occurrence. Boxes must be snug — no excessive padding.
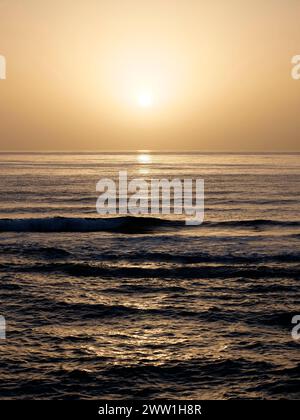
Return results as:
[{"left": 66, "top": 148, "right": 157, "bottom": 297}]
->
[{"left": 0, "top": 150, "right": 300, "bottom": 154}]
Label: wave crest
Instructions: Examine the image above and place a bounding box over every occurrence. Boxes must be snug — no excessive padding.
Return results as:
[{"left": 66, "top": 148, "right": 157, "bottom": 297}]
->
[
  {"left": 0, "top": 216, "right": 298, "bottom": 233},
  {"left": 0, "top": 216, "right": 178, "bottom": 233}
]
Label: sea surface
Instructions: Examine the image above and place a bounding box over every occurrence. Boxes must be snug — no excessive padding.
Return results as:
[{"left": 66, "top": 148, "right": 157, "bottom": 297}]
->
[{"left": 0, "top": 152, "right": 299, "bottom": 399}]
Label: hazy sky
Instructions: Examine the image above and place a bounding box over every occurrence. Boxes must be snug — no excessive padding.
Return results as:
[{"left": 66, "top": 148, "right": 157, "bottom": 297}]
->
[{"left": 0, "top": 0, "right": 299, "bottom": 151}]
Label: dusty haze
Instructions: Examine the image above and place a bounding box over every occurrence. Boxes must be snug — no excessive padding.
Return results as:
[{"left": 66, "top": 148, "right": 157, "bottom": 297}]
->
[{"left": 0, "top": 0, "right": 299, "bottom": 151}]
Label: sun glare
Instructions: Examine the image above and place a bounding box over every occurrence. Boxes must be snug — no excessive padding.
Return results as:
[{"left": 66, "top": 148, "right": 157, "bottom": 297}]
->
[
  {"left": 137, "top": 92, "right": 154, "bottom": 108},
  {"left": 137, "top": 153, "right": 152, "bottom": 164}
]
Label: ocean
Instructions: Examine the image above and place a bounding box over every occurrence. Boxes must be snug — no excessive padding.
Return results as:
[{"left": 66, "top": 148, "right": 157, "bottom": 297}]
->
[{"left": 0, "top": 152, "right": 299, "bottom": 399}]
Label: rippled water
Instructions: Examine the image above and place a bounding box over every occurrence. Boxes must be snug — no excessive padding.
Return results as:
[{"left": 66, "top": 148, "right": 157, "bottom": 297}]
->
[{"left": 0, "top": 153, "right": 299, "bottom": 399}]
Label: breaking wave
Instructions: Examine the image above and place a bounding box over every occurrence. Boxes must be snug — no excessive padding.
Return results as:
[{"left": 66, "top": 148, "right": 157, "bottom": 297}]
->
[
  {"left": 0, "top": 216, "right": 299, "bottom": 233},
  {"left": 0, "top": 216, "right": 179, "bottom": 233}
]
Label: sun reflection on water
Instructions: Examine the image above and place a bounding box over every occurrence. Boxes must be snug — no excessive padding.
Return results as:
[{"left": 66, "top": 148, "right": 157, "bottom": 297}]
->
[{"left": 137, "top": 153, "right": 152, "bottom": 165}]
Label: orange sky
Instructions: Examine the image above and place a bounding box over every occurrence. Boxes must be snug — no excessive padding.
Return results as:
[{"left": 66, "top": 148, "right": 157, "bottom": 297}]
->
[{"left": 0, "top": 0, "right": 299, "bottom": 151}]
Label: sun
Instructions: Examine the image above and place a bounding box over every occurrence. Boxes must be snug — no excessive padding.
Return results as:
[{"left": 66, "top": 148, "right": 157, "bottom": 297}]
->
[{"left": 137, "top": 91, "right": 154, "bottom": 108}]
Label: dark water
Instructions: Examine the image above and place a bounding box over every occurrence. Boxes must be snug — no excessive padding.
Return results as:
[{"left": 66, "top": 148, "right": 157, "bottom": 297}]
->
[{"left": 0, "top": 153, "right": 299, "bottom": 399}]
